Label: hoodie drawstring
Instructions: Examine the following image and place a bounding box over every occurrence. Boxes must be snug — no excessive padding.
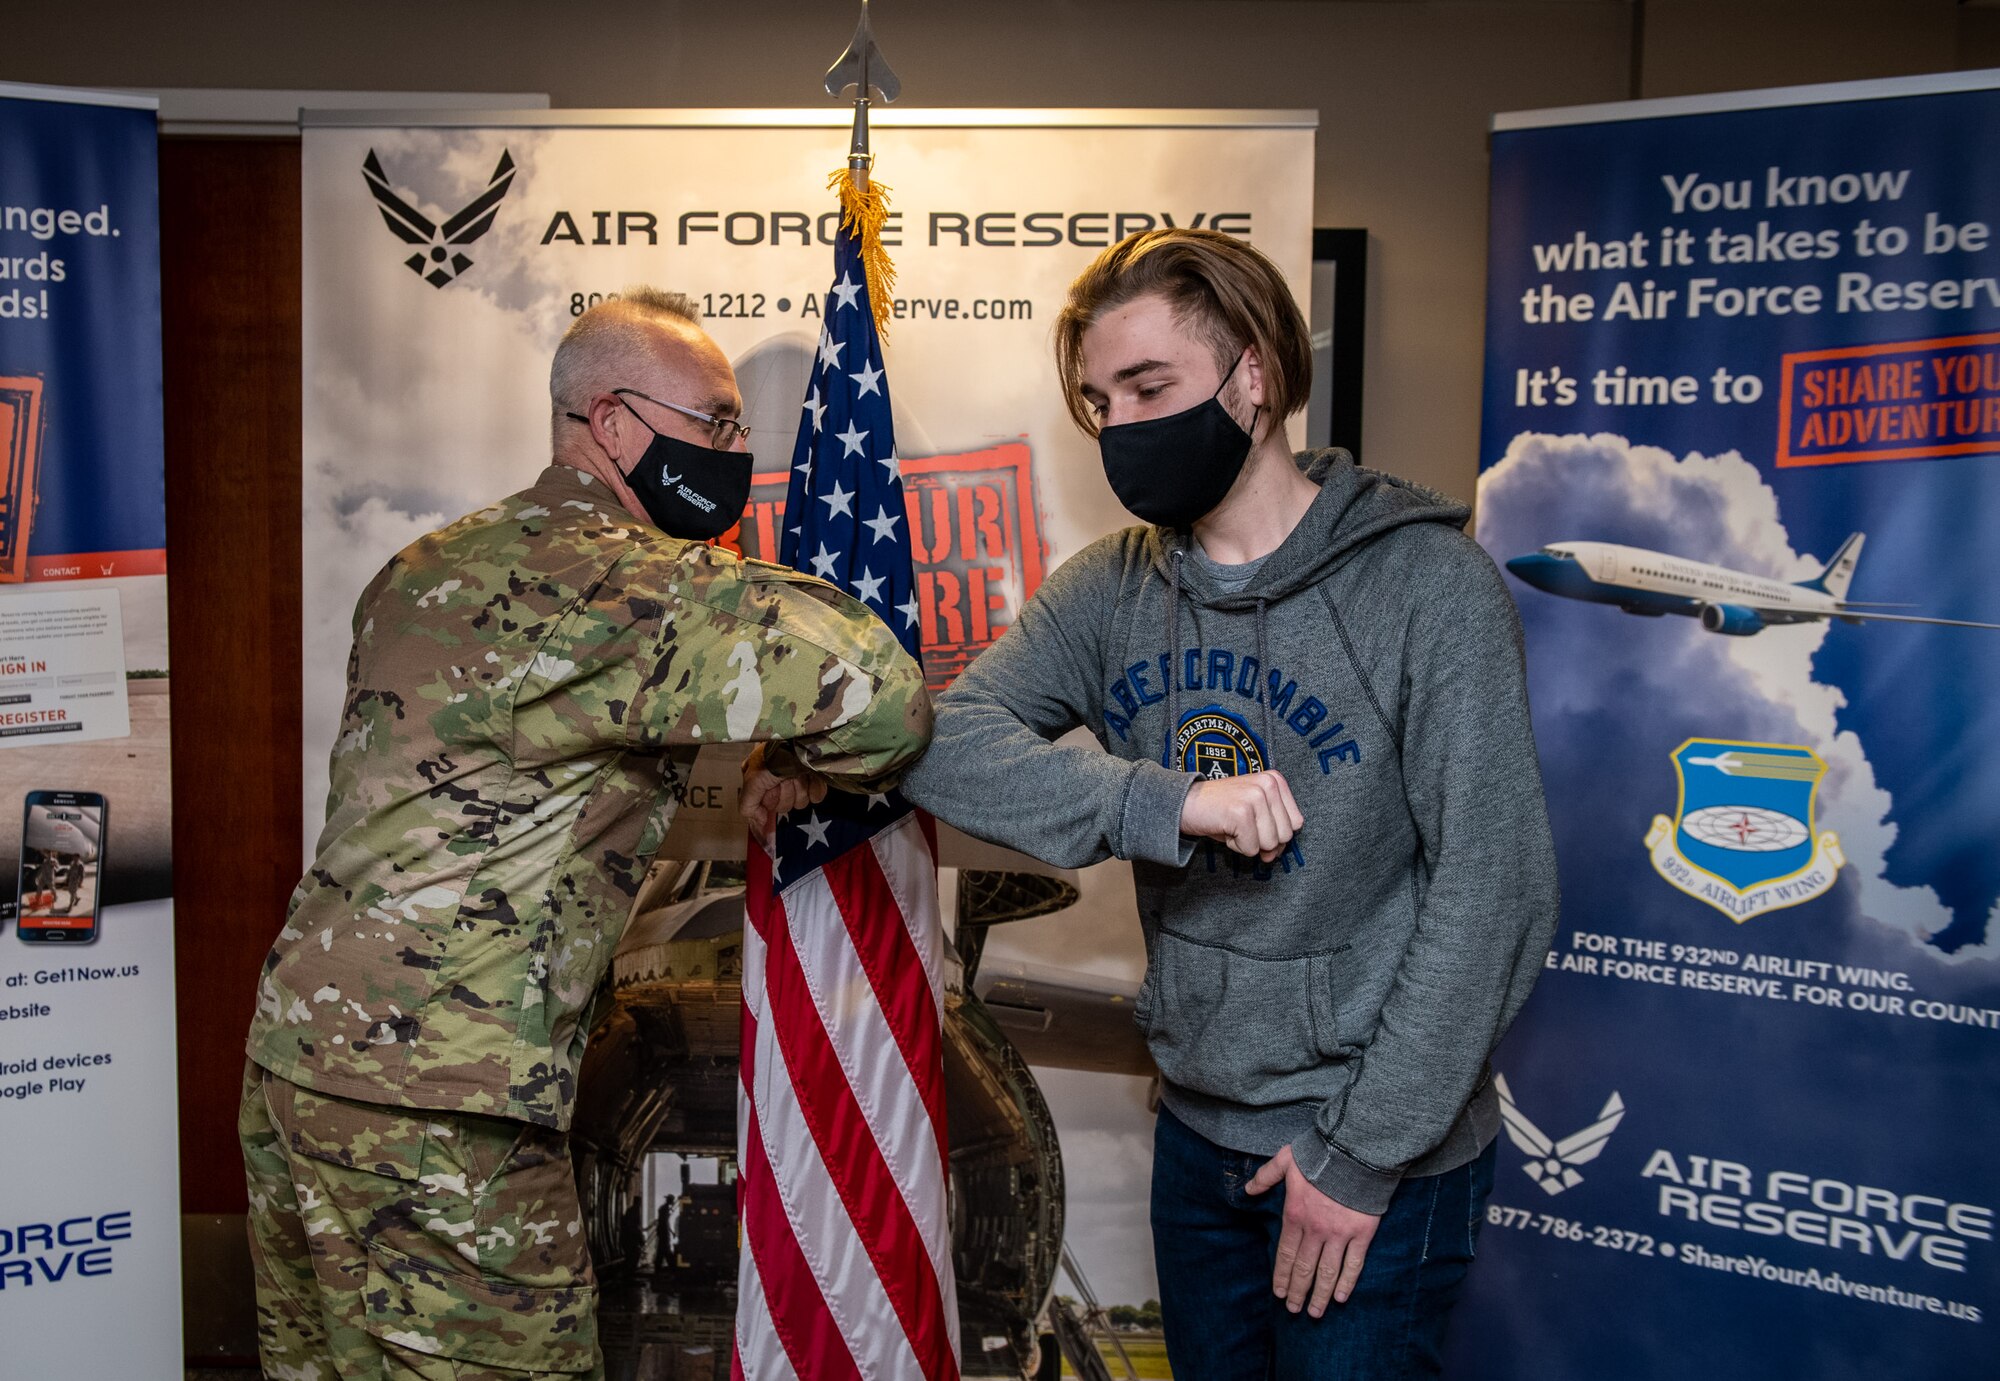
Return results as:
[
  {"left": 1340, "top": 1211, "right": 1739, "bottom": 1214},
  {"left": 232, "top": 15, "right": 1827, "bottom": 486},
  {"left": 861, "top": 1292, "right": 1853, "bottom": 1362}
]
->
[{"left": 1254, "top": 597, "right": 1274, "bottom": 756}]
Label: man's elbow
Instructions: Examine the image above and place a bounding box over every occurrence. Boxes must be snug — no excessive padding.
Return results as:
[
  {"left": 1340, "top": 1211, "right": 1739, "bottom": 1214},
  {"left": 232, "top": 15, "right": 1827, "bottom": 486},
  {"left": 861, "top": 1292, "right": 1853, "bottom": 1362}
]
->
[
  {"left": 841, "top": 665, "right": 934, "bottom": 789},
  {"left": 885, "top": 663, "right": 935, "bottom": 766}
]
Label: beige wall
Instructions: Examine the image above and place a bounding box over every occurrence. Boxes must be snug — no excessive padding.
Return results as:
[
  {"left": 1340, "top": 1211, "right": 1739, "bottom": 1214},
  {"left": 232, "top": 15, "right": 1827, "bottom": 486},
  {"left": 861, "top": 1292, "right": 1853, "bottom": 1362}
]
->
[
  {"left": 1639, "top": 0, "right": 1958, "bottom": 100},
  {"left": 7, "top": 0, "right": 1988, "bottom": 503}
]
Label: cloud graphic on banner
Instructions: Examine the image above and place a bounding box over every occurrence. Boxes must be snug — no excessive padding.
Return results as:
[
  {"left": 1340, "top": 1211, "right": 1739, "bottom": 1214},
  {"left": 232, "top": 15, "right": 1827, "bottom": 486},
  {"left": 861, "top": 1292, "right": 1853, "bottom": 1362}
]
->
[
  {"left": 348, "top": 129, "right": 568, "bottom": 321},
  {"left": 301, "top": 131, "right": 564, "bottom": 836},
  {"left": 1477, "top": 432, "right": 1994, "bottom": 967}
]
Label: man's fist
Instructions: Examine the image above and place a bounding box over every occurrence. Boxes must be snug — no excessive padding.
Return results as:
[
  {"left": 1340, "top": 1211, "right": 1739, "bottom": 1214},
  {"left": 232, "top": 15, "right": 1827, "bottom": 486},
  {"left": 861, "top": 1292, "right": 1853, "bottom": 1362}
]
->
[
  {"left": 1178, "top": 771, "right": 1304, "bottom": 861},
  {"left": 740, "top": 745, "right": 830, "bottom": 842}
]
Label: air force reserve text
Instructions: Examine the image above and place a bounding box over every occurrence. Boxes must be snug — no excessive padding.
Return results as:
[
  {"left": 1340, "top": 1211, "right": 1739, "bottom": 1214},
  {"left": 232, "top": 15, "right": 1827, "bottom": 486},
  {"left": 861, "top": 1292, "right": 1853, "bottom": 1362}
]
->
[{"left": 541, "top": 207, "right": 1253, "bottom": 249}]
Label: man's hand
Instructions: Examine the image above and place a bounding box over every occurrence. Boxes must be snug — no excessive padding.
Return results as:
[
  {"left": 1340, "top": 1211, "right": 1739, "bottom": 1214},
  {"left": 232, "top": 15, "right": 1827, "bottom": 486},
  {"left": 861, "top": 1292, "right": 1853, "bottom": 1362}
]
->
[
  {"left": 740, "top": 745, "right": 829, "bottom": 843},
  {"left": 1245, "top": 1144, "right": 1381, "bottom": 1316},
  {"left": 1179, "top": 771, "right": 1304, "bottom": 861}
]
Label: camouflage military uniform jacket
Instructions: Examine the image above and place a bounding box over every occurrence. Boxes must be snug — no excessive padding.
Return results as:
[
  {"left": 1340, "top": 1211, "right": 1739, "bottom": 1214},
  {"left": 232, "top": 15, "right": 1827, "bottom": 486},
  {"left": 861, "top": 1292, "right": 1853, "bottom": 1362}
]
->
[{"left": 248, "top": 464, "right": 930, "bottom": 1128}]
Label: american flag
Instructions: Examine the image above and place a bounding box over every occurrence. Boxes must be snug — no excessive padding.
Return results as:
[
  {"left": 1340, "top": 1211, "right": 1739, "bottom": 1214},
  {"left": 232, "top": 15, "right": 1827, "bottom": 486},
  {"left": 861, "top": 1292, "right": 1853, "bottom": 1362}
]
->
[{"left": 735, "top": 192, "right": 961, "bottom": 1380}]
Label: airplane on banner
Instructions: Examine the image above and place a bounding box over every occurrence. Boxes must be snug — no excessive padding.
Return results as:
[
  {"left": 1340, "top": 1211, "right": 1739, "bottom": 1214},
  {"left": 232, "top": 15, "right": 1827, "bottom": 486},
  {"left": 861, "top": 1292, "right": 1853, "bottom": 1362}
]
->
[{"left": 1505, "top": 532, "right": 2000, "bottom": 636}]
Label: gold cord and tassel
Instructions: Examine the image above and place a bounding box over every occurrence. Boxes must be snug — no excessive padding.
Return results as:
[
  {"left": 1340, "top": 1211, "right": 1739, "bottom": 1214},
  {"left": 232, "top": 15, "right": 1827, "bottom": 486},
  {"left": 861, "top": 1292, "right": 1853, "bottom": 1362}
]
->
[{"left": 831, "top": 167, "right": 897, "bottom": 340}]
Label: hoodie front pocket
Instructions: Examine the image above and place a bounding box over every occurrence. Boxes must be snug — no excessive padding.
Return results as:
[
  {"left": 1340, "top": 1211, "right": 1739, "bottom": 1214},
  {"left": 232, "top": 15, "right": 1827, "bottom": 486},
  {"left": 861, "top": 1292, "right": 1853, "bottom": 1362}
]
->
[
  {"left": 1134, "top": 971, "right": 1158, "bottom": 1037},
  {"left": 1146, "top": 929, "right": 1350, "bottom": 1106},
  {"left": 1307, "top": 950, "right": 1352, "bottom": 1058}
]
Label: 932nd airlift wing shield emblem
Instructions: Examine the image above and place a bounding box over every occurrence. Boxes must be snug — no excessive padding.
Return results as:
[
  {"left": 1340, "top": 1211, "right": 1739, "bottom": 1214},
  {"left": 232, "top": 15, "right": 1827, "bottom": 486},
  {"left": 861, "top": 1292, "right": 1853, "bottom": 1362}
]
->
[
  {"left": 1643, "top": 738, "right": 1845, "bottom": 924},
  {"left": 1495, "top": 1074, "right": 1625, "bottom": 1196},
  {"left": 362, "top": 149, "right": 516, "bottom": 288}
]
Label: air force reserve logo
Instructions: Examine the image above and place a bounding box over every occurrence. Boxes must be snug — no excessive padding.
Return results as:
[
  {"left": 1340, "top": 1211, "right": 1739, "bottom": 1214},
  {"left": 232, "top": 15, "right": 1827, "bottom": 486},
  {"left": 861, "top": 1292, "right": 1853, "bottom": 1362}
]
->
[
  {"left": 362, "top": 149, "right": 516, "bottom": 288},
  {"left": 1170, "top": 705, "right": 1266, "bottom": 778},
  {"left": 1644, "top": 738, "right": 1845, "bottom": 923},
  {"left": 1496, "top": 1073, "right": 1625, "bottom": 1196}
]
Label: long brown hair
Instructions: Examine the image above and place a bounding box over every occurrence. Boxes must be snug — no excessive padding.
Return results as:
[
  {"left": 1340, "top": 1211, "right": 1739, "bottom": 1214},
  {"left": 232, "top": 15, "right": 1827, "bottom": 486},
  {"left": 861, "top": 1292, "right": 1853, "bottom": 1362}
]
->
[{"left": 1053, "top": 227, "right": 1312, "bottom": 436}]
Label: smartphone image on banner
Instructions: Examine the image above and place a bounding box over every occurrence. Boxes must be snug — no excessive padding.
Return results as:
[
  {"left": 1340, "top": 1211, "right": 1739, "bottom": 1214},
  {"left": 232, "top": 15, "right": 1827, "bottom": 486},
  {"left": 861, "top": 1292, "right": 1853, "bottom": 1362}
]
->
[{"left": 17, "top": 790, "right": 107, "bottom": 944}]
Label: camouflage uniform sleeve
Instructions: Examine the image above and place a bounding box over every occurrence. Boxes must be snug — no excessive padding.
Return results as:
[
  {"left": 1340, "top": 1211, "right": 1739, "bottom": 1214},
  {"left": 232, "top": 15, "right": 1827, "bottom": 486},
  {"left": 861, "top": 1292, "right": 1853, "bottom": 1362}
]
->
[
  {"left": 623, "top": 546, "right": 932, "bottom": 793},
  {"left": 307, "top": 555, "right": 407, "bottom": 863}
]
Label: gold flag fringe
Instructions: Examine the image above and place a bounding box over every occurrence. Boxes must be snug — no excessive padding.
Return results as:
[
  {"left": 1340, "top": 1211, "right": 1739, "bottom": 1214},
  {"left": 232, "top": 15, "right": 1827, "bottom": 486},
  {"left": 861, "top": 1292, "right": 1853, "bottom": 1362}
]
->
[{"left": 832, "top": 167, "right": 897, "bottom": 341}]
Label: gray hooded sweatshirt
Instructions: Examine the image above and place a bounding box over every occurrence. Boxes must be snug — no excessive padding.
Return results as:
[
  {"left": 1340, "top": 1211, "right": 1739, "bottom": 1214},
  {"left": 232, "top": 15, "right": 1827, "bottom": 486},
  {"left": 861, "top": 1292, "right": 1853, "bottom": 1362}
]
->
[{"left": 903, "top": 449, "right": 1558, "bottom": 1214}]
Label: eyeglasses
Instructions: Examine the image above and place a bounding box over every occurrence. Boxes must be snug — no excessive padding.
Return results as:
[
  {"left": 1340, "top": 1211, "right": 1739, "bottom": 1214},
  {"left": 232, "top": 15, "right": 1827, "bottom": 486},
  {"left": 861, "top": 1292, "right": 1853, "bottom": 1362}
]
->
[{"left": 568, "top": 387, "right": 750, "bottom": 451}]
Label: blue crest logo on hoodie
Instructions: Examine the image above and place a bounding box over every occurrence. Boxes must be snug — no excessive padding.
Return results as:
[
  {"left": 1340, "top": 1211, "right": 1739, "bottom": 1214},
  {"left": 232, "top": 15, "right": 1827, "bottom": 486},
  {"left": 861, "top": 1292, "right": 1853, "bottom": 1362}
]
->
[{"left": 1169, "top": 706, "right": 1267, "bottom": 778}]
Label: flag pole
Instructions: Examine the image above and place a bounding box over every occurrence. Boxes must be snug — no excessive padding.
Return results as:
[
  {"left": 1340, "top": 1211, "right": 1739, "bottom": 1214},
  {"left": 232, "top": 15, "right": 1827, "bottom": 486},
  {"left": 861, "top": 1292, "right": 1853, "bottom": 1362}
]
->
[{"left": 732, "top": 14, "right": 959, "bottom": 1377}]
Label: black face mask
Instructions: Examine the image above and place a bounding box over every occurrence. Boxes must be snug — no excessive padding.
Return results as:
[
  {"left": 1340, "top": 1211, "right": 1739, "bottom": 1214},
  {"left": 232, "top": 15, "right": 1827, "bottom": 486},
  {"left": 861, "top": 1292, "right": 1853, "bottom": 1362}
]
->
[
  {"left": 568, "top": 398, "right": 754, "bottom": 541},
  {"left": 1098, "top": 353, "right": 1258, "bottom": 528}
]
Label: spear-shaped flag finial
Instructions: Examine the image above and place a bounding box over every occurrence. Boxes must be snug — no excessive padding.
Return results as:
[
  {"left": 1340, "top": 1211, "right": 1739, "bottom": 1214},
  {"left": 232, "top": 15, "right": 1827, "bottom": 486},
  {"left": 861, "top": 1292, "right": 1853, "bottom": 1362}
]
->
[
  {"left": 820, "top": 1, "right": 900, "bottom": 337},
  {"left": 824, "top": 0, "right": 901, "bottom": 172}
]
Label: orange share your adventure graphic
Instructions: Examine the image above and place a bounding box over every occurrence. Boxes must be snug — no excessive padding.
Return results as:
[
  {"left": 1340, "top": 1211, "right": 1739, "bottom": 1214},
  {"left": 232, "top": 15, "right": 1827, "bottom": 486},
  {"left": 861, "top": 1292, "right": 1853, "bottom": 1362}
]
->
[{"left": 1777, "top": 331, "right": 2000, "bottom": 468}]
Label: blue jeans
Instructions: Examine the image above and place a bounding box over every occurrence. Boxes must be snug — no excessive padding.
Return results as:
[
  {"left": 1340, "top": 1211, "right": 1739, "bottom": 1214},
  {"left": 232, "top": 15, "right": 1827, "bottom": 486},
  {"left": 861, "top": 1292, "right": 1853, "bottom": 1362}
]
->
[{"left": 1150, "top": 1105, "right": 1495, "bottom": 1380}]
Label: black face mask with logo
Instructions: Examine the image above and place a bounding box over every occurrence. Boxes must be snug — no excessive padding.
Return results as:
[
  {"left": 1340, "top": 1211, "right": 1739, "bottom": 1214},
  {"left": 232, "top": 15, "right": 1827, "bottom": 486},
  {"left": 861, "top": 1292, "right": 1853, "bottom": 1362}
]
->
[
  {"left": 1097, "top": 352, "right": 1259, "bottom": 529},
  {"left": 568, "top": 398, "right": 754, "bottom": 541}
]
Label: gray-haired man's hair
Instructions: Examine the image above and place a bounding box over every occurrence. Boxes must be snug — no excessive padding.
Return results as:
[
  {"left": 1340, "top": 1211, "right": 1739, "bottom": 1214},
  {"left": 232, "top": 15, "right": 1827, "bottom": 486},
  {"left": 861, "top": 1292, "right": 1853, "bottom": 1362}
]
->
[{"left": 549, "top": 286, "right": 702, "bottom": 445}]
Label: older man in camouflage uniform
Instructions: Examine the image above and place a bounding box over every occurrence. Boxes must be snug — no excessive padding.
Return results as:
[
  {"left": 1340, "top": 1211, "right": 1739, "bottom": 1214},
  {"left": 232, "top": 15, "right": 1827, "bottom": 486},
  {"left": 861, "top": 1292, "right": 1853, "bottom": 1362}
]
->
[{"left": 241, "top": 289, "right": 931, "bottom": 1380}]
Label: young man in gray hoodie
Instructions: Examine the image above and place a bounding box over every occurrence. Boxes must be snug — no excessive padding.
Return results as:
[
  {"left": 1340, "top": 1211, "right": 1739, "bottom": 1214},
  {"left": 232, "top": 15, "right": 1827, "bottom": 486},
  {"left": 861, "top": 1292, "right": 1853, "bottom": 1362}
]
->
[{"left": 891, "top": 228, "right": 1558, "bottom": 1378}]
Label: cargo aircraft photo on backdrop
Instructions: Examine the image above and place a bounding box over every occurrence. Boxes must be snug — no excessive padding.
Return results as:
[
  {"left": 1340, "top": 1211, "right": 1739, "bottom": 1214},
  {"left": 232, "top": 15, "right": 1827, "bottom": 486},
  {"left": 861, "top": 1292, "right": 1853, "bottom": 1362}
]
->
[{"left": 1504, "top": 532, "right": 2000, "bottom": 636}]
